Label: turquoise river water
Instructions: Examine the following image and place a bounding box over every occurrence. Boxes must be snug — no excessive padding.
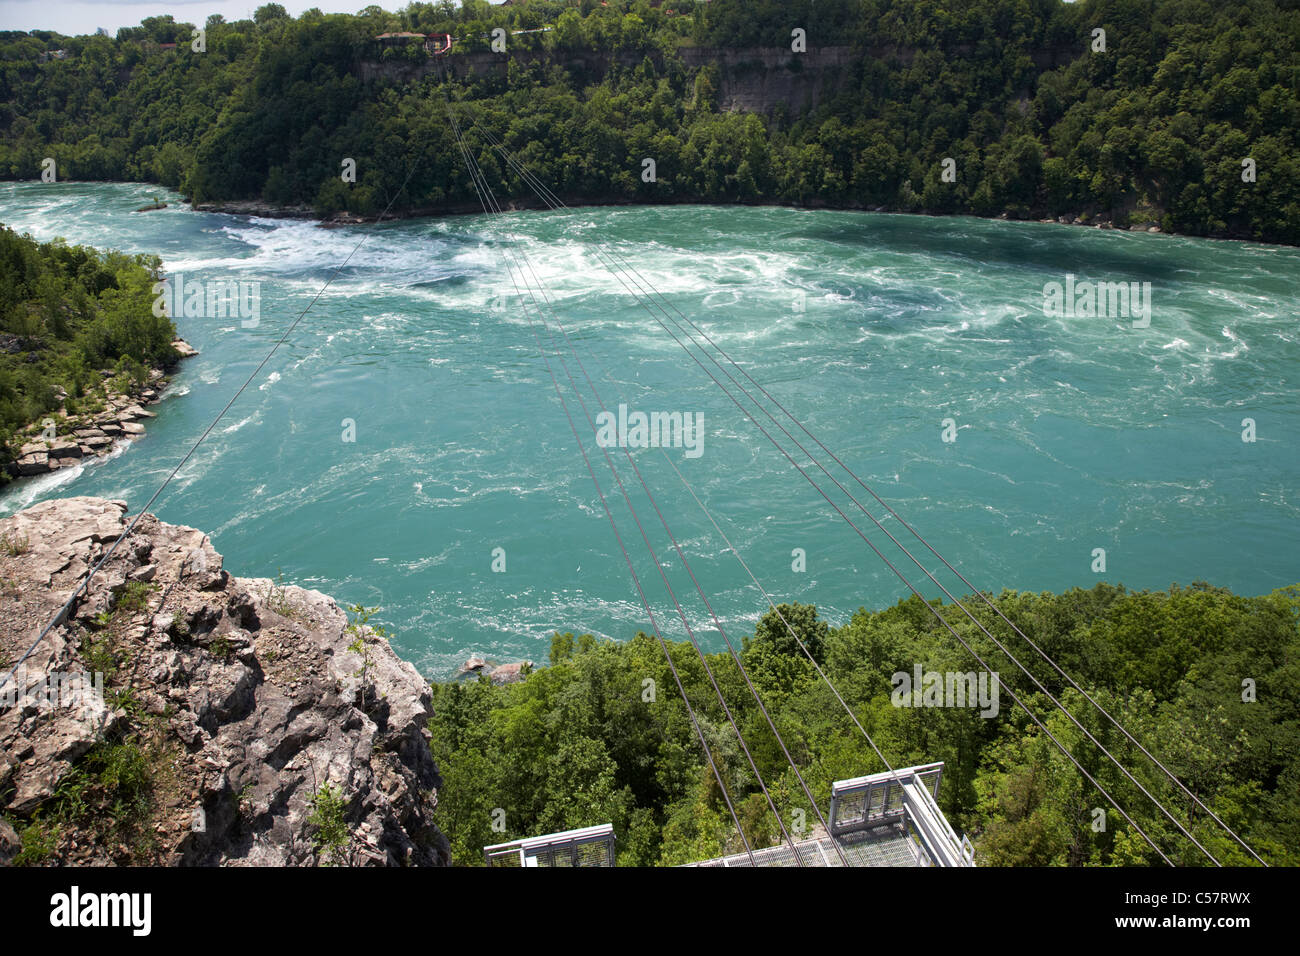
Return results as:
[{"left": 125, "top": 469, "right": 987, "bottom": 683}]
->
[{"left": 1, "top": 182, "right": 1297, "bottom": 677}]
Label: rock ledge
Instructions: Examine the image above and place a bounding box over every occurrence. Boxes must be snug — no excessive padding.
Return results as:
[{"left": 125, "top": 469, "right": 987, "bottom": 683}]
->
[{"left": 0, "top": 497, "right": 449, "bottom": 867}]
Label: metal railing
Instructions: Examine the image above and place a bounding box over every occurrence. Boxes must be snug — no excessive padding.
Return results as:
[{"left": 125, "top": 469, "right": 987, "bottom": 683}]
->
[
  {"left": 482, "top": 764, "right": 974, "bottom": 867},
  {"left": 827, "top": 761, "right": 944, "bottom": 836},
  {"left": 484, "top": 823, "right": 616, "bottom": 867}
]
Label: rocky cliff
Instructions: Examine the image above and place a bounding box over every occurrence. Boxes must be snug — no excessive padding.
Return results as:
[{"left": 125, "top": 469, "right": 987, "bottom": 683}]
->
[{"left": 0, "top": 497, "right": 449, "bottom": 866}]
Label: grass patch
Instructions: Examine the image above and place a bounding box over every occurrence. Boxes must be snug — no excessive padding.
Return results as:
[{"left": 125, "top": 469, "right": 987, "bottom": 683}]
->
[
  {"left": 209, "top": 633, "right": 232, "bottom": 661},
  {"left": 117, "top": 580, "right": 157, "bottom": 616},
  {"left": 307, "top": 783, "right": 350, "bottom": 866},
  {"left": 0, "top": 530, "right": 30, "bottom": 556},
  {"left": 79, "top": 629, "right": 121, "bottom": 684},
  {"left": 265, "top": 569, "right": 295, "bottom": 618},
  {"left": 24, "top": 735, "right": 159, "bottom": 861},
  {"left": 12, "top": 817, "right": 60, "bottom": 866}
]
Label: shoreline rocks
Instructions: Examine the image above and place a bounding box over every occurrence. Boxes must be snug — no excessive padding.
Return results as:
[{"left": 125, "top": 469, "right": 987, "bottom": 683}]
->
[
  {"left": 0, "top": 497, "right": 450, "bottom": 866},
  {"left": 4, "top": 340, "right": 197, "bottom": 482},
  {"left": 488, "top": 660, "right": 533, "bottom": 684},
  {"left": 189, "top": 190, "right": 1203, "bottom": 244},
  {"left": 458, "top": 655, "right": 534, "bottom": 685}
]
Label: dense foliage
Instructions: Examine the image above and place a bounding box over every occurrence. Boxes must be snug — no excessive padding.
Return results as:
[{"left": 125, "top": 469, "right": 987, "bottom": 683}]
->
[
  {"left": 429, "top": 582, "right": 1300, "bottom": 866},
  {"left": 0, "top": 0, "right": 1296, "bottom": 241},
  {"left": 0, "top": 225, "right": 175, "bottom": 463}
]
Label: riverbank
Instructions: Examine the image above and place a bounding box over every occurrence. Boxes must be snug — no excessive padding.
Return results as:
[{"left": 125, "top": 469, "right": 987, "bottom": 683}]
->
[
  {"left": 3, "top": 339, "right": 199, "bottom": 484},
  {"left": 193, "top": 193, "right": 1180, "bottom": 240},
  {"left": 0, "top": 496, "right": 450, "bottom": 866}
]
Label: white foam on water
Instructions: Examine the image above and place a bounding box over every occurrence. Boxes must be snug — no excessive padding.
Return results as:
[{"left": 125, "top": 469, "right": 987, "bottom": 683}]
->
[
  {"left": 1, "top": 463, "right": 83, "bottom": 512},
  {"left": 221, "top": 412, "right": 260, "bottom": 434},
  {"left": 4, "top": 184, "right": 1299, "bottom": 671}
]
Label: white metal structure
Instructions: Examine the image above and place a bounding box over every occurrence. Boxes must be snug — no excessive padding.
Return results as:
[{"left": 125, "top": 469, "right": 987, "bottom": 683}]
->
[
  {"left": 483, "top": 823, "right": 616, "bottom": 867},
  {"left": 480, "top": 764, "right": 974, "bottom": 868},
  {"left": 691, "top": 762, "right": 975, "bottom": 867},
  {"left": 828, "top": 762, "right": 975, "bottom": 867}
]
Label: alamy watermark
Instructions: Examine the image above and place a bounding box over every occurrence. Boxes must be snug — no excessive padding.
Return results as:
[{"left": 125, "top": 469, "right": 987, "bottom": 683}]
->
[
  {"left": 1, "top": 667, "right": 104, "bottom": 710},
  {"left": 891, "top": 665, "right": 1000, "bottom": 717},
  {"left": 49, "top": 886, "right": 151, "bottom": 936},
  {"left": 152, "top": 273, "right": 261, "bottom": 327},
  {"left": 594, "top": 403, "right": 704, "bottom": 458},
  {"left": 1042, "top": 274, "right": 1151, "bottom": 328}
]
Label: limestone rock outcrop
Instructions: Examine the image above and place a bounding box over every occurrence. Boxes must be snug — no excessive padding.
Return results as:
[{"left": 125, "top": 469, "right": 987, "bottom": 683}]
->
[{"left": 0, "top": 497, "right": 449, "bottom": 867}]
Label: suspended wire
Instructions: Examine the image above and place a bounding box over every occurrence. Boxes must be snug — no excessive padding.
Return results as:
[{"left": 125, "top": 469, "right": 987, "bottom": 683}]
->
[
  {"left": 443, "top": 98, "right": 814, "bottom": 871},
  {"left": 451, "top": 108, "right": 789, "bottom": 874},
  {"left": 1, "top": 152, "right": 423, "bottom": 697},
  {"left": 460, "top": 119, "right": 1218, "bottom": 859},
  {"left": 446, "top": 114, "right": 836, "bottom": 856},
  {"left": 432, "top": 58, "right": 765, "bottom": 863},
  {"left": 614, "top": 255, "right": 1222, "bottom": 864},
  {"left": 460, "top": 117, "right": 1186, "bottom": 867},
  {"left": 661, "top": 449, "right": 893, "bottom": 773},
  {"left": 439, "top": 65, "right": 862, "bottom": 867},
  {"left": 460, "top": 119, "right": 895, "bottom": 777},
  {"left": 508, "top": 113, "right": 1259, "bottom": 861},
  {"left": 607, "top": 237, "right": 1246, "bottom": 865},
  {"left": 509, "top": 216, "right": 847, "bottom": 864},
  {"left": 437, "top": 73, "right": 769, "bottom": 866}
]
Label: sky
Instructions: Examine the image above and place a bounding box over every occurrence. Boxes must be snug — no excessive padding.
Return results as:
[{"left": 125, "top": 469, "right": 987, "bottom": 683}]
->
[{"left": 1, "top": 1, "right": 404, "bottom": 35}]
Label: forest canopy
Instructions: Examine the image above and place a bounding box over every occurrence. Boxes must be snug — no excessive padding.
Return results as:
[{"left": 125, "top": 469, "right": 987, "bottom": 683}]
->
[
  {"left": 0, "top": 0, "right": 1295, "bottom": 242},
  {"left": 430, "top": 581, "right": 1300, "bottom": 866},
  {"left": 0, "top": 226, "right": 176, "bottom": 464}
]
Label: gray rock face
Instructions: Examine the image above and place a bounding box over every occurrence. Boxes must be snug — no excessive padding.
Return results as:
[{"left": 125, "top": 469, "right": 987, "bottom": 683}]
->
[
  {"left": 15, "top": 453, "right": 49, "bottom": 476},
  {"left": 46, "top": 440, "right": 83, "bottom": 460},
  {"left": 489, "top": 661, "right": 533, "bottom": 685},
  {"left": 0, "top": 497, "right": 449, "bottom": 867},
  {"left": 458, "top": 654, "right": 487, "bottom": 675}
]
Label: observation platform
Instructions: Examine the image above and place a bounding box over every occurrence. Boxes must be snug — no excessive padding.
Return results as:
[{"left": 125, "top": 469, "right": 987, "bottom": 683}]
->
[
  {"left": 689, "top": 762, "right": 974, "bottom": 867},
  {"left": 483, "top": 762, "right": 975, "bottom": 868},
  {"left": 484, "top": 823, "right": 617, "bottom": 867}
]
